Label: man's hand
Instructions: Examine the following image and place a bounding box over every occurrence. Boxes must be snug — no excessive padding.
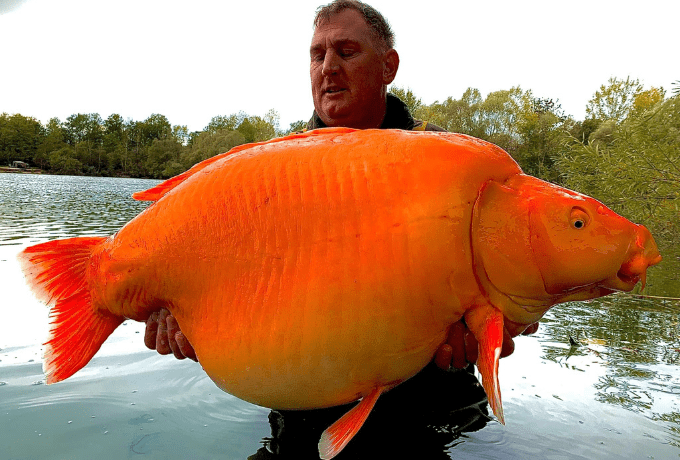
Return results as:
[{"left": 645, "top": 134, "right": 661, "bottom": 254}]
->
[
  {"left": 144, "top": 309, "right": 198, "bottom": 362},
  {"left": 434, "top": 319, "right": 539, "bottom": 370}
]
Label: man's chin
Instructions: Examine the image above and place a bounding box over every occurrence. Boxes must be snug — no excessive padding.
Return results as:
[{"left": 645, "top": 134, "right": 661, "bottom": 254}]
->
[{"left": 318, "top": 105, "right": 353, "bottom": 126}]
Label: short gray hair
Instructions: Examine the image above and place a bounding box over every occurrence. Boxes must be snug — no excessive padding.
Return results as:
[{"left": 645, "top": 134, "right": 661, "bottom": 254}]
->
[{"left": 314, "top": 0, "right": 395, "bottom": 50}]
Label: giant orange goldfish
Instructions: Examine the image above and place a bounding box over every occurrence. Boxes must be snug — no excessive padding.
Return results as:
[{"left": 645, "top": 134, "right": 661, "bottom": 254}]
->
[{"left": 19, "top": 128, "right": 661, "bottom": 458}]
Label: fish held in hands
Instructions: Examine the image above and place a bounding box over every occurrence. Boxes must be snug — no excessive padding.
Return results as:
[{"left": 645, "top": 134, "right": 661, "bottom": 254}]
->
[{"left": 18, "top": 128, "right": 661, "bottom": 459}]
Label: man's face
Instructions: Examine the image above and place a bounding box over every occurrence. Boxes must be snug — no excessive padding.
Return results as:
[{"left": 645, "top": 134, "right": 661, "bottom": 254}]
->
[{"left": 310, "top": 9, "right": 397, "bottom": 129}]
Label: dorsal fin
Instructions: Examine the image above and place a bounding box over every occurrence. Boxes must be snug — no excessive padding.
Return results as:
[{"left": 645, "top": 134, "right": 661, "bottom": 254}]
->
[
  {"left": 132, "top": 127, "right": 357, "bottom": 202},
  {"left": 131, "top": 152, "right": 229, "bottom": 201}
]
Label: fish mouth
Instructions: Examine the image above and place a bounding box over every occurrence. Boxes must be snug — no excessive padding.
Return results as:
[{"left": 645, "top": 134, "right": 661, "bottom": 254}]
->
[
  {"left": 603, "top": 246, "right": 663, "bottom": 292},
  {"left": 599, "top": 223, "right": 663, "bottom": 292},
  {"left": 602, "top": 271, "right": 641, "bottom": 292},
  {"left": 616, "top": 269, "right": 642, "bottom": 290}
]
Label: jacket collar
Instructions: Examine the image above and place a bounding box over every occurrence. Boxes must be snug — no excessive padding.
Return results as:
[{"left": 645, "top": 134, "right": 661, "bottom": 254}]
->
[{"left": 307, "top": 93, "right": 415, "bottom": 131}]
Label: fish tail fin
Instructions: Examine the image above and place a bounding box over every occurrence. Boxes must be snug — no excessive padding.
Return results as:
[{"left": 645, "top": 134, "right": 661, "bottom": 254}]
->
[
  {"left": 318, "top": 386, "right": 384, "bottom": 459},
  {"left": 465, "top": 305, "right": 505, "bottom": 425},
  {"left": 18, "top": 237, "right": 124, "bottom": 384}
]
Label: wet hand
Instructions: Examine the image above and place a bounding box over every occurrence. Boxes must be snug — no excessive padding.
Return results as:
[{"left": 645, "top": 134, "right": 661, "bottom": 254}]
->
[
  {"left": 434, "top": 320, "right": 538, "bottom": 370},
  {"left": 144, "top": 308, "right": 198, "bottom": 362}
]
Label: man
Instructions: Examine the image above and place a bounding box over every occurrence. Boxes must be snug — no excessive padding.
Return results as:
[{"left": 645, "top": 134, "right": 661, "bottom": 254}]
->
[
  {"left": 307, "top": 1, "right": 438, "bottom": 132},
  {"left": 145, "top": 0, "right": 536, "bottom": 374}
]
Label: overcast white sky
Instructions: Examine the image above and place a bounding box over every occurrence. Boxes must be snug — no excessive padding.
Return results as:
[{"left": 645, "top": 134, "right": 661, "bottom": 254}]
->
[{"left": 1, "top": 0, "right": 677, "bottom": 133}]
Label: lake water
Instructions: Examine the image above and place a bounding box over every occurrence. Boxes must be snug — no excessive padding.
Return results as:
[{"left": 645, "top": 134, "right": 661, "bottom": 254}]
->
[{"left": 1, "top": 172, "right": 679, "bottom": 460}]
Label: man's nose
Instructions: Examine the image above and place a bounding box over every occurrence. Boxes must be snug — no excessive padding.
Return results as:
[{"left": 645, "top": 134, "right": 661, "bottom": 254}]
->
[{"left": 321, "top": 51, "right": 340, "bottom": 75}]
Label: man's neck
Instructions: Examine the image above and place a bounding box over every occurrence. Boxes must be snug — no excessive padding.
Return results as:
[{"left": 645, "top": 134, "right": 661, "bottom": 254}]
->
[{"left": 308, "top": 93, "right": 414, "bottom": 131}]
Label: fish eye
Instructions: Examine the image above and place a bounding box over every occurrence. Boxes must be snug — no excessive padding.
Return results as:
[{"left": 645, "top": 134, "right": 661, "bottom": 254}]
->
[{"left": 569, "top": 207, "right": 590, "bottom": 230}]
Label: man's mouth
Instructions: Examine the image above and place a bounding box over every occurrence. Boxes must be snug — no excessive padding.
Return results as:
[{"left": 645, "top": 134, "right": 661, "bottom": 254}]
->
[{"left": 325, "top": 87, "right": 346, "bottom": 94}]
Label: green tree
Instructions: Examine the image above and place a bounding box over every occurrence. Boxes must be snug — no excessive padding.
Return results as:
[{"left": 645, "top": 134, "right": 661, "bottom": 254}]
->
[
  {"left": 35, "top": 117, "right": 68, "bottom": 170},
  {"left": 413, "top": 88, "right": 486, "bottom": 137},
  {"left": 413, "top": 87, "right": 531, "bottom": 153},
  {"left": 206, "top": 110, "right": 281, "bottom": 144},
  {"left": 146, "top": 138, "right": 185, "bottom": 178},
  {"left": 125, "top": 120, "right": 148, "bottom": 176},
  {"left": 588, "top": 119, "right": 617, "bottom": 150},
  {"left": 0, "top": 113, "right": 44, "bottom": 166},
  {"left": 236, "top": 117, "right": 257, "bottom": 143},
  {"left": 103, "top": 114, "right": 128, "bottom": 175},
  {"left": 64, "top": 113, "right": 105, "bottom": 172},
  {"left": 514, "top": 97, "right": 569, "bottom": 182},
  {"left": 206, "top": 114, "right": 241, "bottom": 133},
  {"left": 630, "top": 87, "right": 666, "bottom": 117},
  {"left": 585, "top": 76, "right": 644, "bottom": 122},
  {"left": 569, "top": 117, "right": 602, "bottom": 145},
  {"left": 389, "top": 86, "right": 422, "bottom": 115},
  {"left": 182, "top": 128, "right": 245, "bottom": 169},
  {"left": 286, "top": 120, "right": 307, "bottom": 134},
  {"left": 172, "top": 125, "right": 190, "bottom": 145},
  {"left": 140, "top": 114, "right": 172, "bottom": 144},
  {"left": 49, "top": 146, "right": 82, "bottom": 175},
  {"left": 480, "top": 88, "right": 525, "bottom": 137},
  {"left": 119, "top": 114, "right": 172, "bottom": 176},
  {"left": 252, "top": 113, "right": 279, "bottom": 141}
]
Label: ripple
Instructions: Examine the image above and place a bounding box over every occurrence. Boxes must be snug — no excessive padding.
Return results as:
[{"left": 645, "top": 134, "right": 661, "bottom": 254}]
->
[{"left": 0, "top": 174, "right": 157, "bottom": 245}]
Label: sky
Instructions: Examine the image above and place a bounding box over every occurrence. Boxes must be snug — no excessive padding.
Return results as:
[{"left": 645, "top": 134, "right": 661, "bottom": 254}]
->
[{"left": 0, "top": 0, "right": 677, "bottom": 133}]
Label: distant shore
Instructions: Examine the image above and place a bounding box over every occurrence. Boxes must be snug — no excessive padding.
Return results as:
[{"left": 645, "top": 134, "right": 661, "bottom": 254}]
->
[
  {"left": 0, "top": 168, "right": 154, "bottom": 179},
  {"left": 0, "top": 167, "right": 43, "bottom": 174}
]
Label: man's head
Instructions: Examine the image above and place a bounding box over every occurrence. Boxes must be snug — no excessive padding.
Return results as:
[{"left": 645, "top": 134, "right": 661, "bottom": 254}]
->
[{"left": 310, "top": 0, "right": 399, "bottom": 128}]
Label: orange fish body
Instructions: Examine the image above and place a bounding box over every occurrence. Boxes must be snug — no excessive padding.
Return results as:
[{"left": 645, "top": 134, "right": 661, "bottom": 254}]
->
[
  {"left": 19, "top": 128, "right": 661, "bottom": 458},
  {"left": 83, "top": 128, "right": 520, "bottom": 408}
]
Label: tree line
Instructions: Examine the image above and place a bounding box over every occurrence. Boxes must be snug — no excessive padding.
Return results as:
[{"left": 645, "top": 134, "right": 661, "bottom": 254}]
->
[
  {"left": 0, "top": 108, "right": 300, "bottom": 179},
  {"left": 2, "top": 77, "right": 678, "bottom": 239}
]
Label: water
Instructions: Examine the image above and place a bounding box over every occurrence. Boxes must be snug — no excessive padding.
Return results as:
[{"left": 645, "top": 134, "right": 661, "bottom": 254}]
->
[{"left": 1, "top": 172, "right": 678, "bottom": 459}]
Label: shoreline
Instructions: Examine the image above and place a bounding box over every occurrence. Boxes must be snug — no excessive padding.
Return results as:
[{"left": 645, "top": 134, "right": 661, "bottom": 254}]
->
[
  {"left": 0, "top": 168, "right": 150, "bottom": 179},
  {"left": 0, "top": 167, "right": 43, "bottom": 174}
]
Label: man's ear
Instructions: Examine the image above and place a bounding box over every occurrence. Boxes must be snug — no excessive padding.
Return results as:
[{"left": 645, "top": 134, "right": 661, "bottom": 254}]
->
[{"left": 383, "top": 49, "right": 399, "bottom": 85}]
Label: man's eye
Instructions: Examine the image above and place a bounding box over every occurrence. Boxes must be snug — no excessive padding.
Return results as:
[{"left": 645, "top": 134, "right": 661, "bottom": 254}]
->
[{"left": 340, "top": 48, "right": 355, "bottom": 57}]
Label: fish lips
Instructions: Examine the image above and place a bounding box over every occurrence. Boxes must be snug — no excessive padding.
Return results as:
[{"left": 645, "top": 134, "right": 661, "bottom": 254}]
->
[{"left": 606, "top": 245, "right": 662, "bottom": 292}]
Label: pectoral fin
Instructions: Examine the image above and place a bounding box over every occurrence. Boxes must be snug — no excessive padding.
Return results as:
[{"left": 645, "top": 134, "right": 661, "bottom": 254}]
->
[
  {"left": 465, "top": 305, "right": 505, "bottom": 424},
  {"left": 318, "top": 386, "right": 384, "bottom": 459}
]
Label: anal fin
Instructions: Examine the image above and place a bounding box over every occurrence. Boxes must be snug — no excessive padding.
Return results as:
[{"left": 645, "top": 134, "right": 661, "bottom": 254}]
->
[
  {"left": 465, "top": 305, "right": 505, "bottom": 424},
  {"left": 318, "top": 386, "right": 384, "bottom": 459}
]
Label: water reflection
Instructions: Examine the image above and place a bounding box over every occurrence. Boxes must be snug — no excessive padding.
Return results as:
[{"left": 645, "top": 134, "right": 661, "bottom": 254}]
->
[
  {"left": 539, "top": 295, "right": 680, "bottom": 448},
  {"left": 249, "top": 365, "right": 490, "bottom": 460}
]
